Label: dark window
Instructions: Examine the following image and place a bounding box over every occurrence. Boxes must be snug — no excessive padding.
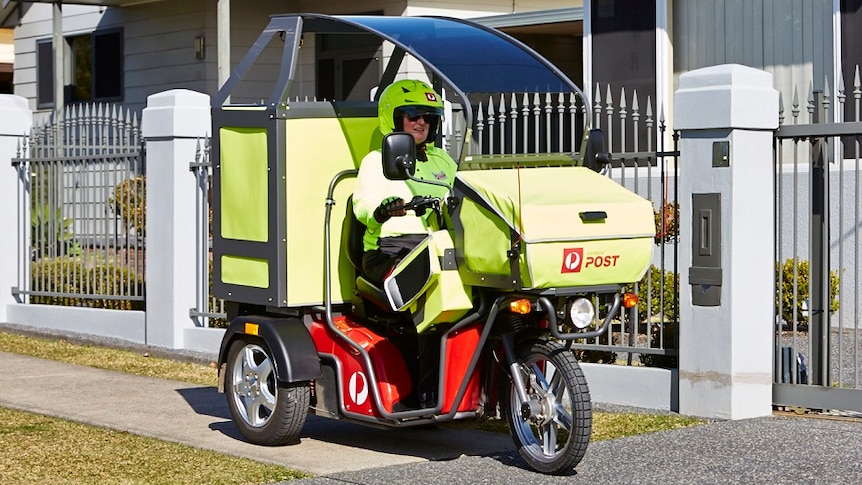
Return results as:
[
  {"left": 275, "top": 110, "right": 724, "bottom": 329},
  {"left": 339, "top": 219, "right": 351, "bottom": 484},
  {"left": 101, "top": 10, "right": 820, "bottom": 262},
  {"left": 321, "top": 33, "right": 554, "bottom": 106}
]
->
[
  {"left": 316, "top": 32, "right": 381, "bottom": 101},
  {"left": 36, "top": 40, "right": 53, "bottom": 106},
  {"left": 70, "top": 34, "right": 93, "bottom": 101},
  {"left": 36, "top": 29, "right": 123, "bottom": 108},
  {"left": 93, "top": 30, "right": 122, "bottom": 99},
  {"left": 591, "top": 0, "right": 656, "bottom": 153}
]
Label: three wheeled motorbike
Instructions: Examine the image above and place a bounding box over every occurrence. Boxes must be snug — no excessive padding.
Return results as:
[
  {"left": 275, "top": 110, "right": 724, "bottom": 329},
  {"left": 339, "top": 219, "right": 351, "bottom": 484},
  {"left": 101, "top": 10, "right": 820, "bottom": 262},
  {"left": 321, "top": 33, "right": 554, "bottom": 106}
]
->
[{"left": 211, "top": 14, "right": 655, "bottom": 475}]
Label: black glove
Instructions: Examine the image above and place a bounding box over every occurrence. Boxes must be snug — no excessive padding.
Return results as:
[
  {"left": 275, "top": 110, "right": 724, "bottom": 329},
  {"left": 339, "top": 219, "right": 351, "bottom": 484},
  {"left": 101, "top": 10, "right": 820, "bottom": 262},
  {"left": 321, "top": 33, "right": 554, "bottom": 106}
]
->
[{"left": 374, "top": 196, "right": 405, "bottom": 223}]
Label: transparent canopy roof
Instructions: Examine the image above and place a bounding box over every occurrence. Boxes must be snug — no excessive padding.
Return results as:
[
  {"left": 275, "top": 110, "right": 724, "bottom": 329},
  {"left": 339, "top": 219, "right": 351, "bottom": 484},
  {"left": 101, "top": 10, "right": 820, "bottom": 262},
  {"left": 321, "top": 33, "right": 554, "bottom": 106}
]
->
[{"left": 318, "top": 15, "right": 577, "bottom": 96}]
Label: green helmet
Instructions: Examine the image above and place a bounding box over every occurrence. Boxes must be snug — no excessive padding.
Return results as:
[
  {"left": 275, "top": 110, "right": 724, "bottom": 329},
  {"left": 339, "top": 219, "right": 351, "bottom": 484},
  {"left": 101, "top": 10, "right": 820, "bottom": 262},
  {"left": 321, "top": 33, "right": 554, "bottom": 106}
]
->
[{"left": 377, "top": 79, "right": 444, "bottom": 136}]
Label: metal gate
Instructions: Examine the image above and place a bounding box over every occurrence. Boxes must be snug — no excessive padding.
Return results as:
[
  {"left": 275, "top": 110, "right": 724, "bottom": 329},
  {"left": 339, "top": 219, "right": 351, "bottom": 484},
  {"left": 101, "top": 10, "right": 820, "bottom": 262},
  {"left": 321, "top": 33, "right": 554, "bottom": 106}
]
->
[
  {"left": 11, "top": 104, "right": 146, "bottom": 308},
  {"left": 773, "top": 80, "right": 862, "bottom": 413}
]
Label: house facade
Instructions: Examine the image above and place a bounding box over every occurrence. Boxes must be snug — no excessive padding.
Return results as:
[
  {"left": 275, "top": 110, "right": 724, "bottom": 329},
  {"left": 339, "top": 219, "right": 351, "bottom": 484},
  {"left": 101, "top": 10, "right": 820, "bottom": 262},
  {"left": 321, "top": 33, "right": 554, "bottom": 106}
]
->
[
  {"left": 2, "top": 0, "right": 580, "bottom": 117},
  {"left": 3, "top": 1, "right": 858, "bottom": 141}
]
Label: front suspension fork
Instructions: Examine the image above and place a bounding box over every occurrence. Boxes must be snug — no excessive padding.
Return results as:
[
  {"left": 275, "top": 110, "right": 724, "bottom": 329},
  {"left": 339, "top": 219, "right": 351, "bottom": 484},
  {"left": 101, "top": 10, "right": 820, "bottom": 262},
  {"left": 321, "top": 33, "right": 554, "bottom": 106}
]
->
[{"left": 501, "top": 332, "right": 532, "bottom": 414}]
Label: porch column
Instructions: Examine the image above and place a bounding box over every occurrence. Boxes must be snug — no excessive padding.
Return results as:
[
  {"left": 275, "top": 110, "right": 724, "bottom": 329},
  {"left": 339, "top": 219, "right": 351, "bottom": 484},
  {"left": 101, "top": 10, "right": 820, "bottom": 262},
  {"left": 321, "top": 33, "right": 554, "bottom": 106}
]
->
[
  {"left": 141, "top": 90, "right": 210, "bottom": 349},
  {"left": 0, "top": 95, "right": 32, "bottom": 321},
  {"left": 674, "top": 64, "right": 778, "bottom": 419}
]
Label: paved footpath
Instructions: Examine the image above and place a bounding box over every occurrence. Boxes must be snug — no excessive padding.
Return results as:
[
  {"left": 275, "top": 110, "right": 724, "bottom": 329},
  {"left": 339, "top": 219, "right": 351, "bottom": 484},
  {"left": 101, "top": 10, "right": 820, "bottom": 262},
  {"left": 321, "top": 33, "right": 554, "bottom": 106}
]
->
[
  {"left": 0, "top": 351, "right": 513, "bottom": 476},
  {"left": 3, "top": 350, "right": 862, "bottom": 484}
]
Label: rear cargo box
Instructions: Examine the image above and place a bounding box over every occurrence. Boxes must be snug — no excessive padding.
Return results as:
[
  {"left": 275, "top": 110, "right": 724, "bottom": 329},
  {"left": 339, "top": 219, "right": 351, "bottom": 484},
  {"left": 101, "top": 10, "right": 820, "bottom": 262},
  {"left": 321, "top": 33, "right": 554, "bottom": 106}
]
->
[{"left": 452, "top": 166, "right": 654, "bottom": 290}]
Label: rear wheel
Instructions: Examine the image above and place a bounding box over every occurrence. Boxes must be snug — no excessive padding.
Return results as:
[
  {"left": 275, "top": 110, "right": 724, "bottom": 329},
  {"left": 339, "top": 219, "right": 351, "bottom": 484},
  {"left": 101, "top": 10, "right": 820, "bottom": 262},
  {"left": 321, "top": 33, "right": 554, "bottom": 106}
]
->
[
  {"left": 501, "top": 339, "right": 592, "bottom": 474},
  {"left": 225, "top": 339, "right": 310, "bottom": 445}
]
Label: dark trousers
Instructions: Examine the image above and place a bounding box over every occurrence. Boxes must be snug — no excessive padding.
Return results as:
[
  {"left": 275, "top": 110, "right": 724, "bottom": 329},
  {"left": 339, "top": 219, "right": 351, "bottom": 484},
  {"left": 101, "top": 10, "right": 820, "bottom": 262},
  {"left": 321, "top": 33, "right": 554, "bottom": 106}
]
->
[
  {"left": 361, "top": 249, "right": 396, "bottom": 286},
  {"left": 361, "top": 234, "right": 425, "bottom": 285},
  {"left": 361, "top": 241, "right": 437, "bottom": 406}
]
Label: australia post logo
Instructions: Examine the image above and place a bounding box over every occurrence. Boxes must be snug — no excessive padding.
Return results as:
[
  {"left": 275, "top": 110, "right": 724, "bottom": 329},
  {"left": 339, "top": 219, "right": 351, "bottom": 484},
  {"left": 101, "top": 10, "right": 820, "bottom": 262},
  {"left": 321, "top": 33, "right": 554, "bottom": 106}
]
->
[
  {"left": 561, "top": 248, "right": 584, "bottom": 273},
  {"left": 562, "top": 248, "right": 620, "bottom": 273}
]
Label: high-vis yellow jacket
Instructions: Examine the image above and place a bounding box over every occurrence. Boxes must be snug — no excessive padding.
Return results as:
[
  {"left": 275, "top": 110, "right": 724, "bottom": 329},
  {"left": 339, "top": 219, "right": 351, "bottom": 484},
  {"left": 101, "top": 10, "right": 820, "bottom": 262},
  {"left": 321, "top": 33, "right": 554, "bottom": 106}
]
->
[{"left": 353, "top": 145, "right": 456, "bottom": 251}]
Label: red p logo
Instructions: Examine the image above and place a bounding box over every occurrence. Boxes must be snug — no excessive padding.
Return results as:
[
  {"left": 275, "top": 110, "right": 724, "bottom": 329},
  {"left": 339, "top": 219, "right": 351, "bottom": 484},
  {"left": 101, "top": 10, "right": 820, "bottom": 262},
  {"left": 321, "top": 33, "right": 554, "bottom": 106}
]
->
[{"left": 561, "top": 248, "right": 583, "bottom": 273}]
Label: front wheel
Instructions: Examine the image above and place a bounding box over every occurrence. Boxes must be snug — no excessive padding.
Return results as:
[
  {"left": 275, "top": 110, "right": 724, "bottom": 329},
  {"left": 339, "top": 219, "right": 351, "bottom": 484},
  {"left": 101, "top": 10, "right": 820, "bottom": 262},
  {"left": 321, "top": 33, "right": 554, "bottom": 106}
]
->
[
  {"left": 501, "top": 340, "right": 592, "bottom": 474},
  {"left": 225, "top": 338, "right": 310, "bottom": 445}
]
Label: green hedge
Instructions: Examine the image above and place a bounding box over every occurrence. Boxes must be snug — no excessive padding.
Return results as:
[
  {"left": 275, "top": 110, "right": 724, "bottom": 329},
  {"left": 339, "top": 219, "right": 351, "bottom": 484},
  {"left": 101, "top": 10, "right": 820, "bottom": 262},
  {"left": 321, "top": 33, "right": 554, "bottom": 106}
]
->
[
  {"left": 30, "top": 257, "right": 144, "bottom": 310},
  {"left": 624, "top": 265, "right": 678, "bottom": 323},
  {"left": 776, "top": 258, "right": 840, "bottom": 328},
  {"left": 621, "top": 265, "right": 679, "bottom": 368}
]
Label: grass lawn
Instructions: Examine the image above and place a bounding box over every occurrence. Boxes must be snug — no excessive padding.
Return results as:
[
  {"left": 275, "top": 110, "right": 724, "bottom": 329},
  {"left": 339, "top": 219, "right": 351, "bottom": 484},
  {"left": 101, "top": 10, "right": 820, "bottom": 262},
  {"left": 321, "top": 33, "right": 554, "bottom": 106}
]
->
[
  {"left": 0, "top": 329, "right": 704, "bottom": 483},
  {"left": 0, "top": 407, "right": 308, "bottom": 485}
]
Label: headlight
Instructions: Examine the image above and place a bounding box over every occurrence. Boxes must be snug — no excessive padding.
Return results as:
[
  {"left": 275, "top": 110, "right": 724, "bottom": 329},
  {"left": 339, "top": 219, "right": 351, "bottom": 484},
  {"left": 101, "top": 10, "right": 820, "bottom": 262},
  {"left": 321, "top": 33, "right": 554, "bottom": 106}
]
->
[{"left": 568, "top": 297, "right": 595, "bottom": 329}]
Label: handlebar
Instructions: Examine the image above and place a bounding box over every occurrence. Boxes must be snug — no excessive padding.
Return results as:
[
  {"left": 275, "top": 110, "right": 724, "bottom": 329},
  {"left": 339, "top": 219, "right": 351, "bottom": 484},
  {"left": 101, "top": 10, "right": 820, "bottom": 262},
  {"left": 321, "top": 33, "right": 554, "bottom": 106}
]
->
[{"left": 404, "top": 195, "right": 441, "bottom": 215}]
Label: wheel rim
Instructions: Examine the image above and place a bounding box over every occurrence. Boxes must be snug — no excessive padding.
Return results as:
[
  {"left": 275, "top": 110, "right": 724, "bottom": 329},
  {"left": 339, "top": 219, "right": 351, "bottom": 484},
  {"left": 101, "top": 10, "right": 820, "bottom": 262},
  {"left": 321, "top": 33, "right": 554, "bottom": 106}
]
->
[
  {"left": 230, "top": 343, "right": 278, "bottom": 428},
  {"left": 509, "top": 357, "right": 574, "bottom": 463}
]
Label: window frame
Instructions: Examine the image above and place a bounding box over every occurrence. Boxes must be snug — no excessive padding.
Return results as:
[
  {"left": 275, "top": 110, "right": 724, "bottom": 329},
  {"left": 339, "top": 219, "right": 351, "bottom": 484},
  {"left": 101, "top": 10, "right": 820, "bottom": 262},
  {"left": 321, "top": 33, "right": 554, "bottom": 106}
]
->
[{"left": 36, "top": 27, "right": 124, "bottom": 109}]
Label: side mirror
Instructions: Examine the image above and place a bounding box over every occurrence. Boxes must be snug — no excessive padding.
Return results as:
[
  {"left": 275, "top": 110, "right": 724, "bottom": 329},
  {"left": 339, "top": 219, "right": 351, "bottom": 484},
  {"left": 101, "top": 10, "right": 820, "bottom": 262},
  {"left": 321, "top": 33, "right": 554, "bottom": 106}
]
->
[
  {"left": 582, "top": 128, "right": 612, "bottom": 173},
  {"left": 381, "top": 132, "right": 416, "bottom": 180}
]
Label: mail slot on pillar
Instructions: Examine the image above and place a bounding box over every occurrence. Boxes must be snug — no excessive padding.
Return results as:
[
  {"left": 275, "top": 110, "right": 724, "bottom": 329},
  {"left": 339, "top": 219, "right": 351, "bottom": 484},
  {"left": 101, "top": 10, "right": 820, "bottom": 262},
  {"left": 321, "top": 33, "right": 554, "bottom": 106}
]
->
[{"left": 690, "top": 193, "right": 722, "bottom": 306}]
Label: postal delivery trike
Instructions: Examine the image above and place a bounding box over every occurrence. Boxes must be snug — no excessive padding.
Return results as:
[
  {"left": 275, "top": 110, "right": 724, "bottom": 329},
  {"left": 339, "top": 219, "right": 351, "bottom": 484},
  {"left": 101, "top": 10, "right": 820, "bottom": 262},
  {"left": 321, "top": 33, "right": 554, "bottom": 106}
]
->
[{"left": 210, "top": 14, "right": 654, "bottom": 475}]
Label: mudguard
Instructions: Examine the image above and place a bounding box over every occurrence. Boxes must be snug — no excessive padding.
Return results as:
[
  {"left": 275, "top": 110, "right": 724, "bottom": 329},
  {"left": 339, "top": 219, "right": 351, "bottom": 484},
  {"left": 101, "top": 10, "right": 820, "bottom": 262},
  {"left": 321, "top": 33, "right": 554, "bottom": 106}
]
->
[{"left": 218, "top": 315, "right": 322, "bottom": 386}]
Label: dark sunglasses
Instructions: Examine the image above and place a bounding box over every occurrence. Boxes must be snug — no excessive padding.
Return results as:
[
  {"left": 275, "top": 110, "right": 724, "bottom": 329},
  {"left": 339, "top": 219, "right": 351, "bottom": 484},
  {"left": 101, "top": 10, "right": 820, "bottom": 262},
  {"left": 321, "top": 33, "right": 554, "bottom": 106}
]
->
[{"left": 404, "top": 113, "right": 436, "bottom": 123}]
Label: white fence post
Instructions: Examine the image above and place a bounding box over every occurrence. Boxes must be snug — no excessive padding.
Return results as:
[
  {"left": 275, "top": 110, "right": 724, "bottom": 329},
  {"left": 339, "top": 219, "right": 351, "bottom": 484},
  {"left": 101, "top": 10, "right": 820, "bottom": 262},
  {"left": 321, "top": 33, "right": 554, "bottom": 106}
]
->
[
  {"left": 141, "top": 90, "right": 210, "bottom": 350},
  {"left": 674, "top": 64, "right": 778, "bottom": 419},
  {"left": 0, "top": 96, "right": 32, "bottom": 322}
]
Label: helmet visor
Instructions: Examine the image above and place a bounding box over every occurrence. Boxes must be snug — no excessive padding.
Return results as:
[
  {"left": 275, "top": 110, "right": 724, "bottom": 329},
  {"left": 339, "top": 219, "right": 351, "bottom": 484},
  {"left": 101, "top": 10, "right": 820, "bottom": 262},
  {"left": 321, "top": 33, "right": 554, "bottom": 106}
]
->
[{"left": 397, "top": 105, "right": 443, "bottom": 118}]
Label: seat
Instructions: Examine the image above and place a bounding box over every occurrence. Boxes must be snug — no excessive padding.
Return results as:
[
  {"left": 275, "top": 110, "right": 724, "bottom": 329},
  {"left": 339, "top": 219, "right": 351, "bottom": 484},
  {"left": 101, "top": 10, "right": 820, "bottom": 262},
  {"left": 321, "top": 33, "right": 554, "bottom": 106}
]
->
[{"left": 343, "top": 195, "right": 392, "bottom": 310}]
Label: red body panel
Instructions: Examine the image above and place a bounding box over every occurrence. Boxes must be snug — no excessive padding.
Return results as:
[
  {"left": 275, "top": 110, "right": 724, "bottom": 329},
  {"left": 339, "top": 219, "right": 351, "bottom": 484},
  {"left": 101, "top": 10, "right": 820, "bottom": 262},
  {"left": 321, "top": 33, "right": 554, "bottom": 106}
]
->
[
  {"left": 310, "top": 316, "right": 413, "bottom": 415},
  {"left": 441, "top": 323, "right": 482, "bottom": 413}
]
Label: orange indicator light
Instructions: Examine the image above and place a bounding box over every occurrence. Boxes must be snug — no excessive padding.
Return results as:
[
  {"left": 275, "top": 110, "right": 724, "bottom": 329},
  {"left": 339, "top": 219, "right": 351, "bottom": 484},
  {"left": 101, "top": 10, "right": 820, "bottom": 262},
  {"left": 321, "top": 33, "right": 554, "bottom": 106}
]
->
[
  {"left": 509, "top": 299, "right": 532, "bottom": 314},
  {"left": 622, "top": 292, "right": 639, "bottom": 309}
]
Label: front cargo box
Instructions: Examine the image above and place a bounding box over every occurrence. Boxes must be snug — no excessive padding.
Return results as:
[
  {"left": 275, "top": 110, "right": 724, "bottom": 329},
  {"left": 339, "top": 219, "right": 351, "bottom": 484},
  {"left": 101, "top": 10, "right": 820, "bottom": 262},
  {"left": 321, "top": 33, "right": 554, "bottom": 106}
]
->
[{"left": 452, "top": 166, "right": 655, "bottom": 290}]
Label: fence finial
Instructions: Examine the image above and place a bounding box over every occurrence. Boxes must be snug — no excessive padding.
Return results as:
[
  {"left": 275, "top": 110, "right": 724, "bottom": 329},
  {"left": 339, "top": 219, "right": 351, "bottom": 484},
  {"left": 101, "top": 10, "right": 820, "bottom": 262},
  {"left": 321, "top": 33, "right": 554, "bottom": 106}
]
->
[
  {"left": 778, "top": 91, "right": 785, "bottom": 126},
  {"left": 855, "top": 65, "right": 861, "bottom": 98},
  {"left": 855, "top": 66, "right": 861, "bottom": 121},
  {"left": 619, "top": 87, "right": 627, "bottom": 118}
]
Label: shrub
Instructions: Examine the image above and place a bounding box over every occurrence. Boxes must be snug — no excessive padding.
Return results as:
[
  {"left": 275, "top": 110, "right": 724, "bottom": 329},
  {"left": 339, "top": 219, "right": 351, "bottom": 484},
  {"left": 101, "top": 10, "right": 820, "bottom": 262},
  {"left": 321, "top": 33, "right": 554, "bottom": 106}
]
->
[
  {"left": 776, "top": 258, "right": 839, "bottom": 328},
  {"left": 208, "top": 258, "right": 228, "bottom": 328},
  {"left": 31, "top": 204, "right": 80, "bottom": 258},
  {"left": 639, "top": 322, "right": 678, "bottom": 368},
  {"left": 624, "top": 265, "right": 678, "bottom": 323},
  {"left": 111, "top": 176, "right": 146, "bottom": 238},
  {"left": 654, "top": 201, "right": 679, "bottom": 244},
  {"left": 574, "top": 348, "right": 617, "bottom": 364},
  {"left": 623, "top": 265, "right": 679, "bottom": 369},
  {"left": 30, "top": 257, "right": 144, "bottom": 310}
]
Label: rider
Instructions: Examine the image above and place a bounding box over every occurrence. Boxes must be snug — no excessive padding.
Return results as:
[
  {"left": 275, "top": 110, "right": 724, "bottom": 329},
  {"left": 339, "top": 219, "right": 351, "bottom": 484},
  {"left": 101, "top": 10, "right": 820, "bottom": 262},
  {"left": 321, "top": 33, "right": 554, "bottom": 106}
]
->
[
  {"left": 352, "top": 79, "right": 457, "bottom": 408},
  {"left": 352, "top": 78, "right": 457, "bottom": 286}
]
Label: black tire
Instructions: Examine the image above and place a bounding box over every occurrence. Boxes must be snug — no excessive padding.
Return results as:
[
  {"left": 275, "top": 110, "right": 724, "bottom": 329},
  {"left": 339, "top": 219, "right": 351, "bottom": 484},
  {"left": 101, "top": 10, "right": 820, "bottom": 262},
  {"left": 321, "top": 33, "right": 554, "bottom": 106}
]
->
[
  {"left": 224, "top": 338, "right": 310, "bottom": 445},
  {"left": 501, "top": 339, "right": 592, "bottom": 474}
]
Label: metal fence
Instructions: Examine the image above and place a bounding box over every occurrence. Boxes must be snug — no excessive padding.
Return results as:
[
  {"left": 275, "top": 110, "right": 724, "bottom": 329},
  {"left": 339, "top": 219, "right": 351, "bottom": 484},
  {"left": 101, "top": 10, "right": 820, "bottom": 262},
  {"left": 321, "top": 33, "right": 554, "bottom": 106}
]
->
[
  {"left": 773, "top": 69, "right": 862, "bottom": 413},
  {"left": 189, "top": 138, "right": 226, "bottom": 327},
  {"left": 12, "top": 103, "right": 145, "bottom": 307},
  {"left": 468, "top": 87, "right": 680, "bottom": 365},
  {"left": 577, "top": 87, "right": 678, "bottom": 366},
  {"left": 471, "top": 92, "right": 586, "bottom": 155}
]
